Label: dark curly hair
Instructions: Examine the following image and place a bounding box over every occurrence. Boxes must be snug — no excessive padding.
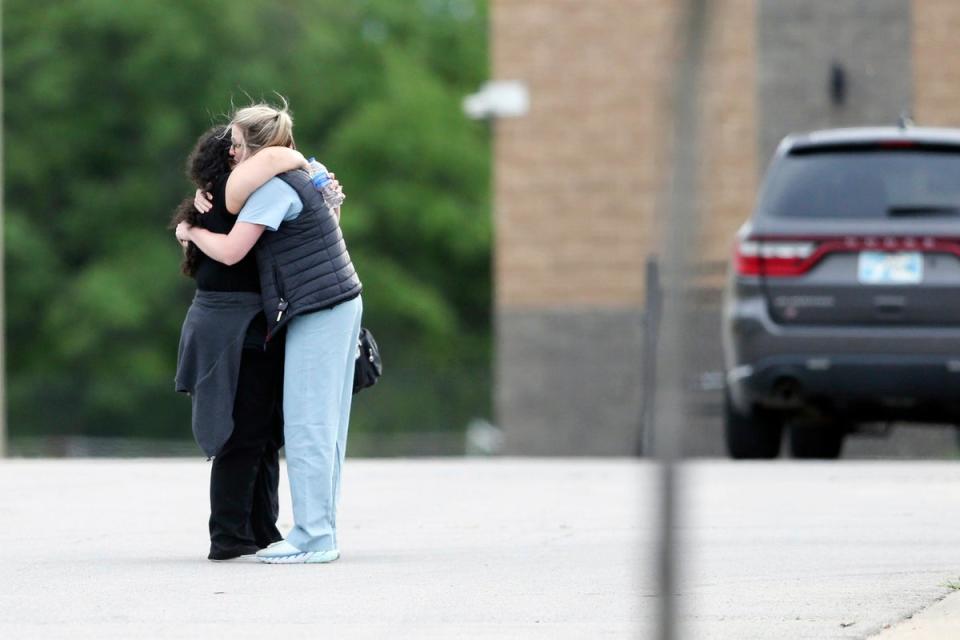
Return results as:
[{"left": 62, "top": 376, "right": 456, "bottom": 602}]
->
[{"left": 170, "top": 125, "right": 232, "bottom": 277}]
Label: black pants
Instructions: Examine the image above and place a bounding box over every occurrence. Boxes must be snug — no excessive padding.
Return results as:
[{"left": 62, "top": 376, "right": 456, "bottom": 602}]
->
[{"left": 208, "top": 332, "right": 284, "bottom": 560}]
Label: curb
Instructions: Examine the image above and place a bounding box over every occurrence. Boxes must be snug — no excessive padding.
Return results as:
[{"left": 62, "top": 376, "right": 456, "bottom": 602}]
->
[{"left": 872, "top": 590, "right": 960, "bottom": 638}]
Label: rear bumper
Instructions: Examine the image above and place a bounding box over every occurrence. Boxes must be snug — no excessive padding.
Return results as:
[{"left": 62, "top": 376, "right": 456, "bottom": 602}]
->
[
  {"left": 729, "top": 354, "right": 960, "bottom": 418},
  {"left": 724, "top": 292, "right": 960, "bottom": 420}
]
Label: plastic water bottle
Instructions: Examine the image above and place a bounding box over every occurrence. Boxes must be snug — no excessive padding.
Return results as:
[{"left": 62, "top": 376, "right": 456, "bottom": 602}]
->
[{"left": 306, "top": 157, "right": 345, "bottom": 208}]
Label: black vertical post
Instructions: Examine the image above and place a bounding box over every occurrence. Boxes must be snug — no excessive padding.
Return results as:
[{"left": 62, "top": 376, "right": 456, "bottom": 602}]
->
[
  {"left": 652, "top": 1, "right": 709, "bottom": 639},
  {"left": 639, "top": 257, "right": 661, "bottom": 457}
]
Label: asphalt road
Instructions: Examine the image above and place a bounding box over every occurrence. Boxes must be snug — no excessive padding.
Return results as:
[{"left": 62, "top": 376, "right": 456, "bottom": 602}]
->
[{"left": 0, "top": 459, "right": 958, "bottom": 639}]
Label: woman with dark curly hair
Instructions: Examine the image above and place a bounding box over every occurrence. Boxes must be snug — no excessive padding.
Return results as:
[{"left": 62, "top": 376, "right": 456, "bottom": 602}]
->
[{"left": 173, "top": 125, "right": 310, "bottom": 561}]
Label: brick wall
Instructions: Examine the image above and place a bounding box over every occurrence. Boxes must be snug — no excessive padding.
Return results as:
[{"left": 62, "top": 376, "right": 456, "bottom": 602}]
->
[
  {"left": 699, "top": 0, "right": 757, "bottom": 278},
  {"left": 914, "top": 0, "right": 960, "bottom": 126},
  {"left": 491, "top": 0, "right": 680, "bottom": 453},
  {"left": 757, "top": 0, "right": 912, "bottom": 164},
  {"left": 492, "top": 0, "right": 676, "bottom": 309}
]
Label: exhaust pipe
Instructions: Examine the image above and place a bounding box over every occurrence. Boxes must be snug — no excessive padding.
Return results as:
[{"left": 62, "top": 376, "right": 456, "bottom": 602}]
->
[{"left": 771, "top": 376, "right": 802, "bottom": 406}]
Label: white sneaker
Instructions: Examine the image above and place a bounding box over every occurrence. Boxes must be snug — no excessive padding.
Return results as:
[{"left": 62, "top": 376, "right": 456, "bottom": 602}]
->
[{"left": 255, "top": 540, "right": 340, "bottom": 564}]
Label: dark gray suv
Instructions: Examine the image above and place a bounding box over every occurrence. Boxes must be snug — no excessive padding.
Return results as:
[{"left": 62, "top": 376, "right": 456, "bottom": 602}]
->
[{"left": 722, "top": 125, "right": 960, "bottom": 459}]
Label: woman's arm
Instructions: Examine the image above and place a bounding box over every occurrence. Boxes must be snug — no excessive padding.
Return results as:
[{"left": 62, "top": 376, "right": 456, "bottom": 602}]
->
[
  {"left": 225, "top": 147, "right": 308, "bottom": 214},
  {"left": 175, "top": 220, "right": 266, "bottom": 266}
]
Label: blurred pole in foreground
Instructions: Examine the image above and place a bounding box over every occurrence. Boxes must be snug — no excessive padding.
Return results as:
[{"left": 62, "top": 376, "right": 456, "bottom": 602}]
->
[
  {"left": 0, "top": 10, "right": 6, "bottom": 458},
  {"left": 651, "top": 1, "right": 709, "bottom": 639}
]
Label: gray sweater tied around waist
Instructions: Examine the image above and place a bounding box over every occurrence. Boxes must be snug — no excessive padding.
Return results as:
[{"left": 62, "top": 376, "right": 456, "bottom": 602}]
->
[{"left": 175, "top": 290, "right": 263, "bottom": 458}]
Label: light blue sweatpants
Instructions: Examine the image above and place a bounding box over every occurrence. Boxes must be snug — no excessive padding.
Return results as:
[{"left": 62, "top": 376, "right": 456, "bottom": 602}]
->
[{"left": 282, "top": 295, "right": 363, "bottom": 552}]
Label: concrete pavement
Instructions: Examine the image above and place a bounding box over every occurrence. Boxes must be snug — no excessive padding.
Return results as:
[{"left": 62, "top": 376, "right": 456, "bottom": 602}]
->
[{"left": 0, "top": 458, "right": 959, "bottom": 638}]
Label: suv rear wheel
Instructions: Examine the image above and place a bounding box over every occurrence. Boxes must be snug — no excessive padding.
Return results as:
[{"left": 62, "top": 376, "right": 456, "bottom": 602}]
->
[
  {"left": 788, "top": 420, "right": 846, "bottom": 459},
  {"left": 724, "top": 391, "right": 783, "bottom": 459}
]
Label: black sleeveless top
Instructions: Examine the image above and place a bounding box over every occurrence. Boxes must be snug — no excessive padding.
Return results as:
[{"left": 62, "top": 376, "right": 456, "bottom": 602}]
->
[{"left": 194, "top": 175, "right": 261, "bottom": 293}]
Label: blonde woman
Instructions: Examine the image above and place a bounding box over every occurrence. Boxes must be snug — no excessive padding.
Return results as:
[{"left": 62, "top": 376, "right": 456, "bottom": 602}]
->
[{"left": 176, "top": 100, "right": 362, "bottom": 564}]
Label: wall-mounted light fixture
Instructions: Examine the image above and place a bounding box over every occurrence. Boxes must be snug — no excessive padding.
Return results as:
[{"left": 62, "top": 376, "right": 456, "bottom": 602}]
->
[{"left": 463, "top": 81, "right": 530, "bottom": 120}]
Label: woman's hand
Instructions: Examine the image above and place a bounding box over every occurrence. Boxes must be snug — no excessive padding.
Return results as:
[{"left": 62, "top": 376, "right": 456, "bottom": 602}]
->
[
  {"left": 328, "top": 172, "right": 346, "bottom": 202},
  {"left": 330, "top": 171, "right": 347, "bottom": 222},
  {"left": 326, "top": 172, "right": 344, "bottom": 220},
  {"left": 327, "top": 172, "right": 342, "bottom": 193},
  {"left": 194, "top": 189, "right": 213, "bottom": 214},
  {"left": 175, "top": 221, "right": 193, "bottom": 247}
]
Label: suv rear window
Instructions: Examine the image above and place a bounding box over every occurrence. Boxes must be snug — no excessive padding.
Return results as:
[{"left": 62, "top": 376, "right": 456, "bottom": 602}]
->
[{"left": 759, "top": 145, "right": 960, "bottom": 219}]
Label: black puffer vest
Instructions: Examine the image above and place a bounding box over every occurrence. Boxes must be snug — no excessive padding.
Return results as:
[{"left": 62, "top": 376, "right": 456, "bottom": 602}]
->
[{"left": 256, "top": 170, "right": 362, "bottom": 337}]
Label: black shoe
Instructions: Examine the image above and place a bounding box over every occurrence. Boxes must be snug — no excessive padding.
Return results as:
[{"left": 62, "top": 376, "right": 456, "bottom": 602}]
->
[
  {"left": 255, "top": 534, "right": 283, "bottom": 549},
  {"left": 208, "top": 544, "right": 260, "bottom": 561}
]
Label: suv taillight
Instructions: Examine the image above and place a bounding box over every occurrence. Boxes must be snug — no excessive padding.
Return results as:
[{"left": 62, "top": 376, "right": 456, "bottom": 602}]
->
[
  {"left": 735, "top": 235, "right": 960, "bottom": 278},
  {"left": 734, "top": 238, "right": 818, "bottom": 277}
]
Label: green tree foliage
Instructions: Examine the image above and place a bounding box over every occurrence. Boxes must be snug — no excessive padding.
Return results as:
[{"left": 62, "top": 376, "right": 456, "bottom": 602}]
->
[{"left": 4, "top": 0, "right": 490, "bottom": 447}]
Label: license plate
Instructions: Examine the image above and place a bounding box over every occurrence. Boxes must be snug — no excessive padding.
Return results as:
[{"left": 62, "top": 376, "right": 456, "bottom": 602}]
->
[{"left": 857, "top": 251, "right": 923, "bottom": 285}]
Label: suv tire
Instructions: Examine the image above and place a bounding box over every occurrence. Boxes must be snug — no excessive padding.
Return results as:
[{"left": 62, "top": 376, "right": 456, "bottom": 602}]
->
[
  {"left": 724, "top": 391, "right": 783, "bottom": 459},
  {"left": 789, "top": 421, "right": 845, "bottom": 459}
]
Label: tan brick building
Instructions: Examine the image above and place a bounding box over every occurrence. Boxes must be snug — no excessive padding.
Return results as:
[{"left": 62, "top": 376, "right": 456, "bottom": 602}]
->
[{"left": 490, "top": 0, "right": 960, "bottom": 454}]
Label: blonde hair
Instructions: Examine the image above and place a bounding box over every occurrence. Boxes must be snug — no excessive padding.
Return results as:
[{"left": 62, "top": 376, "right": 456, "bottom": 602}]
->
[{"left": 229, "top": 97, "right": 295, "bottom": 153}]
